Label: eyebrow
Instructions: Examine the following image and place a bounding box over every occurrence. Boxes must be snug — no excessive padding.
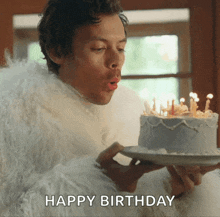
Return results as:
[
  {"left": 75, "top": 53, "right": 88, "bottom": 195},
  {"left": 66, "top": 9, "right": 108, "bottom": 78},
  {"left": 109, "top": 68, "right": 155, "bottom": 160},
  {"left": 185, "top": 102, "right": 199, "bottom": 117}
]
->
[{"left": 89, "top": 37, "right": 127, "bottom": 43}]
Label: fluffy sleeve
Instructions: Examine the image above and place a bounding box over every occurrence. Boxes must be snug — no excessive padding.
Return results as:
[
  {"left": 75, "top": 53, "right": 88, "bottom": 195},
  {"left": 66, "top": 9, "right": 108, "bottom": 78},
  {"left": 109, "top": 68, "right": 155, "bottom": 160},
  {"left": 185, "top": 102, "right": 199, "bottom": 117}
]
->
[
  {"left": 18, "top": 157, "right": 136, "bottom": 217},
  {"left": 135, "top": 168, "right": 220, "bottom": 217},
  {"left": 0, "top": 61, "right": 105, "bottom": 215}
]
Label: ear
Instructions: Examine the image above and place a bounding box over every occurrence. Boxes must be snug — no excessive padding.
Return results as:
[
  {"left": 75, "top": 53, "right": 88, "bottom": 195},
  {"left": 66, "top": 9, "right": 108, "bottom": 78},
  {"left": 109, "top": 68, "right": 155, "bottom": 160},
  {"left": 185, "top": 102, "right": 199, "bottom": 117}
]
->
[{"left": 48, "top": 48, "right": 65, "bottom": 65}]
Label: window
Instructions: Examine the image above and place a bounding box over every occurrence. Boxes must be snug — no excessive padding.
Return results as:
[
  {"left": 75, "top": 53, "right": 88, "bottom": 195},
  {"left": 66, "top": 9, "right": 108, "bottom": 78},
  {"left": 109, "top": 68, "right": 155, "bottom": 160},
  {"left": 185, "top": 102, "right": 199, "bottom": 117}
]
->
[
  {"left": 28, "top": 42, "right": 45, "bottom": 64},
  {"left": 121, "top": 9, "right": 191, "bottom": 110},
  {"left": 121, "top": 35, "right": 179, "bottom": 106}
]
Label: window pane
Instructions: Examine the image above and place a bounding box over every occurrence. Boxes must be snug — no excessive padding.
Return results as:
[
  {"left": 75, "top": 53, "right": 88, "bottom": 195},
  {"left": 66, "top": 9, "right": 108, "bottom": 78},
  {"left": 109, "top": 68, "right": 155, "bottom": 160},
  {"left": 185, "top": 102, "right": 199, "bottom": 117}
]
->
[
  {"left": 28, "top": 42, "right": 46, "bottom": 64},
  {"left": 120, "top": 78, "right": 179, "bottom": 111},
  {"left": 122, "top": 35, "right": 178, "bottom": 75}
]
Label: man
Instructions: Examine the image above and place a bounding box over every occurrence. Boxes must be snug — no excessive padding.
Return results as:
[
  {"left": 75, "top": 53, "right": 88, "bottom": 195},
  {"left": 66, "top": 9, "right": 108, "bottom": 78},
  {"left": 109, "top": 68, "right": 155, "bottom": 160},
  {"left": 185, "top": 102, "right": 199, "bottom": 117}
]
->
[{"left": 1, "top": 0, "right": 220, "bottom": 216}]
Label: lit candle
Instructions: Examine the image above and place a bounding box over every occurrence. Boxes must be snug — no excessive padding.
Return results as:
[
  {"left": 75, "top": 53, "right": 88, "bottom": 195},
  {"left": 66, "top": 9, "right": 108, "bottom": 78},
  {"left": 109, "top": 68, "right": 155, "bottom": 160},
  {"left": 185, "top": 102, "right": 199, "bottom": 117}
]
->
[
  {"left": 167, "top": 100, "right": 169, "bottom": 109},
  {"left": 167, "top": 100, "right": 170, "bottom": 117},
  {"left": 171, "top": 99, "right": 175, "bottom": 115},
  {"left": 189, "top": 92, "right": 194, "bottom": 112},
  {"left": 180, "top": 98, "right": 185, "bottom": 106},
  {"left": 153, "top": 97, "right": 156, "bottom": 111},
  {"left": 205, "top": 94, "right": 213, "bottom": 111},
  {"left": 193, "top": 98, "right": 199, "bottom": 117}
]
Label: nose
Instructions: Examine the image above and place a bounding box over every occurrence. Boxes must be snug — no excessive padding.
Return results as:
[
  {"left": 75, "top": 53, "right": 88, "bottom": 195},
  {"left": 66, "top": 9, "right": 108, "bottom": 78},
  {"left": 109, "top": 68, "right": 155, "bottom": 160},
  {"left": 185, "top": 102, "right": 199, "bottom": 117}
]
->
[{"left": 106, "top": 49, "right": 125, "bottom": 70}]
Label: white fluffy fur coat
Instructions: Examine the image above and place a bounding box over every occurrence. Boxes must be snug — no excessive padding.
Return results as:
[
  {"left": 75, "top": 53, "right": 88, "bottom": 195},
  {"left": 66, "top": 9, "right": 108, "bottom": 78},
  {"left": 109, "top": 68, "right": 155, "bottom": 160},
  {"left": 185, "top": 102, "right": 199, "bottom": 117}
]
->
[{"left": 0, "top": 61, "right": 220, "bottom": 216}]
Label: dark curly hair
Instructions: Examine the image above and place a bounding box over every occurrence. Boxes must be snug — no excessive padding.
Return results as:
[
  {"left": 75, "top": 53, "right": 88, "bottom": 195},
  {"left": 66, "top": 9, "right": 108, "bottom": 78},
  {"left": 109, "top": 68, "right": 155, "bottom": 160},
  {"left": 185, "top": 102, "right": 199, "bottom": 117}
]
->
[{"left": 38, "top": 0, "right": 128, "bottom": 75}]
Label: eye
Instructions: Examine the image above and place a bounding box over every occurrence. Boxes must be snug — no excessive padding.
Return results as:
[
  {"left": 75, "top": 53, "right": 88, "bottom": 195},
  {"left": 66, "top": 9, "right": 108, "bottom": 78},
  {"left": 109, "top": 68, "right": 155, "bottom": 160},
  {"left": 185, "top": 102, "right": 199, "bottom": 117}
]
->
[
  {"left": 91, "top": 48, "right": 106, "bottom": 53},
  {"left": 118, "top": 48, "right": 125, "bottom": 53}
]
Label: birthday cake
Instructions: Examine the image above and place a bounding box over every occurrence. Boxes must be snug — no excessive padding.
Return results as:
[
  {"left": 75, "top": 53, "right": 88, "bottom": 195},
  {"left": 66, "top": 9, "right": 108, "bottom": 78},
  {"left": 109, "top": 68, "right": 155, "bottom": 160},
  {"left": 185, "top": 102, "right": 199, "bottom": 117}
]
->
[{"left": 138, "top": 94, "right": 219, "bottom": 155}]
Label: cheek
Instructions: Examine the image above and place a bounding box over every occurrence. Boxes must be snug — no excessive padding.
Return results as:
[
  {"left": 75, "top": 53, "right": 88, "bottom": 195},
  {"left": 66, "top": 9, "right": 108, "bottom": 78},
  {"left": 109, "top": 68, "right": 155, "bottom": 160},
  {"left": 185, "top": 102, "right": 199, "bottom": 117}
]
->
[
  {"left": 72, "top": 50, "right": 107, "bottom": 82},
  {"left": 77, "top": 50, "right": 102, "bottom": 68},
  {"left": 81, "top": 56, "right": 105, "bottom": 77},
  {"left": 87, "top": 54, "right": 104, "bottom": 68},
  {"left": 73, "top": 60, "right": 104, "bottom": 86}
]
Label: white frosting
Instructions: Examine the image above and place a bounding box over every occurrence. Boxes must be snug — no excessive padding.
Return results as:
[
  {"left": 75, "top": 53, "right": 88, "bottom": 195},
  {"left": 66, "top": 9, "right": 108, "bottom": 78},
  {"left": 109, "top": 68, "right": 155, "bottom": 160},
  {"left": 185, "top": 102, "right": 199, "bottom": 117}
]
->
[{"left": 138, "top": 113, "right": 219, "bottom": 154}]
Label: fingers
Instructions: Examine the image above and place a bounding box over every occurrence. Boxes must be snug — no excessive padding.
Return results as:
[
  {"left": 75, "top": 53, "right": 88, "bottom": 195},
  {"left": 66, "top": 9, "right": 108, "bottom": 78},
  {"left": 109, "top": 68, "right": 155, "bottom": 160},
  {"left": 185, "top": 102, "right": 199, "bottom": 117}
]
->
[
  {"left": 189, "top": 173, "right": 202, "bottom": 185},
  {"left": 174, "top": 166, "right": 195, "bottom": 191},
  {"left": 168, "top": 163, "right": 220, "bottom": 197},
  {"left": 167, "top": 165, "right": 202, "bottom": 196},
  {"left": 167, "top": 166, "right": 185, "bottom": 196},
  {"left": 138, "top": 162, "right": 164, "bottom": 173},
  {"left": 130, "top": 160, "right": 164, "bottom": 177},
  {"left": 185, "top": 166, "right": 202, "bottom": 185},
  {"left": 129, "top": 158, "right": 138, "bottom": 166},
  {"left": 122, "top": 161, "right": 163, "bottom": 192},
  {"left": 96, "top": 143, "right": 164, "bottom": 193},
  {"left": 167, "top": 166, "right": 182, "bottom": 181},
  {"left": 96, "top": 142, "right": 124, "bottom": 166},
  {"left": 200, "top": 163, "right": 220, "bottom": 175}
]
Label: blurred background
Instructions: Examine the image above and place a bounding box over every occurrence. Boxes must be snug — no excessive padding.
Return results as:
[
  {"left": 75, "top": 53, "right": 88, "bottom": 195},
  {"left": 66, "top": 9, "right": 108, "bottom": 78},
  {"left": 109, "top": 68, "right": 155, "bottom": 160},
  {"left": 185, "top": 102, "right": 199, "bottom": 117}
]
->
[{"left": 1, "top": 0, "right": 220, "bottom": 145}]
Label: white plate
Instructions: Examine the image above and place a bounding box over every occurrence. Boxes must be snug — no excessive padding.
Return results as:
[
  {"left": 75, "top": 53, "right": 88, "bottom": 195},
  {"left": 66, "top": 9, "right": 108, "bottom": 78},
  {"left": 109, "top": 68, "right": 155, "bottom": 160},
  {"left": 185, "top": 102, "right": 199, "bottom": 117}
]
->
[{"left": 120, "top": 146, "right": 220, "bottom": 166}]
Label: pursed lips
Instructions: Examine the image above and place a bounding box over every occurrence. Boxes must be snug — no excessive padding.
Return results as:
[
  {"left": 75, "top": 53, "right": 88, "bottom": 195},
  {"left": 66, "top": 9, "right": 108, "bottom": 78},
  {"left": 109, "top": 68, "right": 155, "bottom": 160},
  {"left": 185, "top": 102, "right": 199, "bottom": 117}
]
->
[{"left": 108, "top": 77, "right": 121, "bottom": 91}]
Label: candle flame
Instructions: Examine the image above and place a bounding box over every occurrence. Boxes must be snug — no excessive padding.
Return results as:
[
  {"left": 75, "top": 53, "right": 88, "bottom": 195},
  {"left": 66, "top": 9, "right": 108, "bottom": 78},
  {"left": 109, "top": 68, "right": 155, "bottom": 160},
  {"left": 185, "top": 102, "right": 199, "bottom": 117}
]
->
[
  {"left": 193, "top": 93, "right": 198, "bottom": 99},
  {"left": 207, "top": 94, "right": 213, "bottom": 99},
  {"left": 189, "top": 92, "right": 198, "bottom": 99},
  {"left": 180, "top": 98, "right": 185, "bottom": 103},
  {"left": 189, "top": 92, "right": 194, "bottom": 98}
]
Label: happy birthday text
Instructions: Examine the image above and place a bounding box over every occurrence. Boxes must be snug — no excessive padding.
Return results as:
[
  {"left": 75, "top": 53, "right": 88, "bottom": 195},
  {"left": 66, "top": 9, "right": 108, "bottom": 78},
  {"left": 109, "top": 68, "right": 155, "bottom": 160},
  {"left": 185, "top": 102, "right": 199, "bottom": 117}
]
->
[{"left": 45, "top": 195, "right": 175, "bottom": 207}]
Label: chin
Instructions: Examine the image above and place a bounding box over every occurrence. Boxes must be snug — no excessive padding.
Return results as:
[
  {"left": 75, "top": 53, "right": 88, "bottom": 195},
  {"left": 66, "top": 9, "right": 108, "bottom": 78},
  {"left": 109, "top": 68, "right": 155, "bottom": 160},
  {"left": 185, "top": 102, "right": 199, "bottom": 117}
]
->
[
  {"left": 88, "top": 92, "right": 114, "bottom": 105},
  {"left": 91, "top": 98, "right": 111, "bottom": 105}
]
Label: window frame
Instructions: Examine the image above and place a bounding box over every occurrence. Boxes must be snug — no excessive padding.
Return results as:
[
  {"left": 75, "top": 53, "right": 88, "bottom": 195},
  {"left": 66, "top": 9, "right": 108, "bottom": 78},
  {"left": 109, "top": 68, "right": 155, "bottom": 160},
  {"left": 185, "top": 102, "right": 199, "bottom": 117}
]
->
[{"left": 123, "top": 21, "right": 191, "bottom": 102}]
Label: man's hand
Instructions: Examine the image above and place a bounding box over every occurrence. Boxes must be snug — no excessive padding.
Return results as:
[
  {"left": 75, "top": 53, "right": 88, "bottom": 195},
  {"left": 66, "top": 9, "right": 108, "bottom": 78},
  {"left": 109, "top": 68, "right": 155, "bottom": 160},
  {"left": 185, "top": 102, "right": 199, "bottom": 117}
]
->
[
  {"left": 96, "top": 142, "right": 164, "bottom": 192},
  {"left": 167, "top": 163, "right": 220, "bottom": 197}
]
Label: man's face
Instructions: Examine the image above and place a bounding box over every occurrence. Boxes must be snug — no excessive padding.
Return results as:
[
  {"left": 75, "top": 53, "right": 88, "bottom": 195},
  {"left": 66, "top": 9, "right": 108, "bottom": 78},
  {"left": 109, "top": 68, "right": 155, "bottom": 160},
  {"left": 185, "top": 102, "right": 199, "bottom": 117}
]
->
[{"left": 59, "top": 14, "right": 126, "bottom": 105}]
